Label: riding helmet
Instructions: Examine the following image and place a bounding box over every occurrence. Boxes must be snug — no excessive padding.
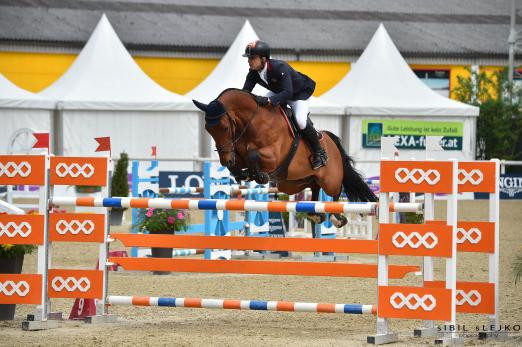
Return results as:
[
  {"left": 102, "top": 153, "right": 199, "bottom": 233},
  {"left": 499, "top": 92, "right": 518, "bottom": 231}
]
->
[{"left": 242, "top": 40, "right": 270, "bottom": 58}]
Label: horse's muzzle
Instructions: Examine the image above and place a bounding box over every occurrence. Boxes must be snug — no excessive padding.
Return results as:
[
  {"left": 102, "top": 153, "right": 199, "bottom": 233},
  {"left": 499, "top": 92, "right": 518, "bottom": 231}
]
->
[{"left": 224, "top": 152, "right": 236, "bottom": 172}]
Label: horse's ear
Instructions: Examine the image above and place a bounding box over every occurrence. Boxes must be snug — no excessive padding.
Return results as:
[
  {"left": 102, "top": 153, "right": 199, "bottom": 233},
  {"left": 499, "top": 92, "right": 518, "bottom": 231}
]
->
[{"left": 192, "top": 100, "right": 208, "bottom": 113}]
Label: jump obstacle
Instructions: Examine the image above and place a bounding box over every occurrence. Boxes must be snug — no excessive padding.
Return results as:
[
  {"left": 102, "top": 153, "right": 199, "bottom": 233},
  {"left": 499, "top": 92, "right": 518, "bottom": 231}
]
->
[
  {"left": 151, "top": 163, "right": 384, "bottom": 262},
  {"left": 0, "top": 136, "right": 501, "bottom": 345},
  {"left": 107, "top": 295, "right": 376, "bottom": 314},
  {"left": 132, "top": 159, "right": 383, "bottom": 260},
  {"left": 159, "top": 186, "right": 280, "bottom": 196},
  {"left": 132, "top": 159, "right": 353, "bottom": 260},
  {"left": 131, "top": 160, "right": 273, "bottom": 259}
]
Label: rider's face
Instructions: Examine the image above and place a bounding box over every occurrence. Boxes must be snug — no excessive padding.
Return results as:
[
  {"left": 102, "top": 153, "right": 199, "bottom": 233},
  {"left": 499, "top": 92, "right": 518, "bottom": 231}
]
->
[{"left": 248, "top": 56, "right": 264, "bottom": 71}]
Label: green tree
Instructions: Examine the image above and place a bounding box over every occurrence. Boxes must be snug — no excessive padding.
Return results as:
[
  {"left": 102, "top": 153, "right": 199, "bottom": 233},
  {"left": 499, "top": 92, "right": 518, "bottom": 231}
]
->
[
  {"left": 456, "top": 68, "right": 522, "bottom": 286},
  {"left": 111, "top": 152, "right": 129, "bottom": 197},
  {"left": 453, "top": 68, "right": 522, "bottom": 165}
]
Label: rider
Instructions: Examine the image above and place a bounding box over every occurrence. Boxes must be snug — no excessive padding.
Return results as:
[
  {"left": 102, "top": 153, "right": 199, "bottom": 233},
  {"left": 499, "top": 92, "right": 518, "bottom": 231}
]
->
[{"left": 242, "top": 40, "right": 328, "bottom": 170}]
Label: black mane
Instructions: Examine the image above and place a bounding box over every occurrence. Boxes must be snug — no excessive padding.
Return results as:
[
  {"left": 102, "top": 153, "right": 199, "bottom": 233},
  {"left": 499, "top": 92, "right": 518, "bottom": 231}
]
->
[{"left": 217, "top": 88, "right": 257, "bottom": 101}]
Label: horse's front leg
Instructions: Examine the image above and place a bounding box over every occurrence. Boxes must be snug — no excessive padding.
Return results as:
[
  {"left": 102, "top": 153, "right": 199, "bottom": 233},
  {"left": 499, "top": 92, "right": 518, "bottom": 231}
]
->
[
  {"left": 225, "top": 146, "right": 251, "bottom": 183},
  {"left": 229, "top": 166, "right": 249, "bottom": 182},
  {"left": 247, "top": 150, "right": 269, "bottom": 184}
]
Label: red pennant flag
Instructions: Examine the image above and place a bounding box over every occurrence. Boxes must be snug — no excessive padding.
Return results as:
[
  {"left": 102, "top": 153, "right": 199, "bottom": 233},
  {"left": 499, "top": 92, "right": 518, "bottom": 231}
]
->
[
  {"left": 33, "top": 133, "right": 50, "bottom": 151},
  {"left": 95, "top": 137, "right": 111, "bottom": 153},
  {"left": 151, "top": 146, "right": 157, "bottom": 158}
]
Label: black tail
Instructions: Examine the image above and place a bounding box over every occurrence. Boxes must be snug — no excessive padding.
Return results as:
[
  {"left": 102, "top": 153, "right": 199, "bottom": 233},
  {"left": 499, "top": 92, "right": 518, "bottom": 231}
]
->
[{"left": 324, "top": 131, "right": 378, "bottom": 202}]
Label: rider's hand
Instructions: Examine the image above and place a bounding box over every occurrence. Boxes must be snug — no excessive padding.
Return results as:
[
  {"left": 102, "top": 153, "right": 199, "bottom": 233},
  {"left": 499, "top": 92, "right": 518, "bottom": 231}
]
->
[{"left": 255, "top": 96, "right": 270, "bottom": 106}]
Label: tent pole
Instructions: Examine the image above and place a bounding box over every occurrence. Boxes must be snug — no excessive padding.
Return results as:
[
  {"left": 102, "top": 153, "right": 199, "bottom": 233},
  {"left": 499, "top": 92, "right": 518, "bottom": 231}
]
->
[
  {"left": 198, "top": 114, "right": 211, "bottom": 170},
  {"left": 52, "top": 103, "right": 64, "bottom": 155}
]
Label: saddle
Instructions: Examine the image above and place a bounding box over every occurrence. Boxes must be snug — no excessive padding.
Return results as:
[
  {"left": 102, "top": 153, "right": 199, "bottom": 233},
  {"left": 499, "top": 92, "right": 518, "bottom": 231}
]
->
[
  {"left": 278, "top": 105, "right": 323, "bottom": 141},
  {"left": 270, "top": 105, "right": 327, "bottom": 180},
  {"left": 278, "top": 106, "right": 299, "bottom": 138},
  {"left": 265, "top": 106, "right": 300, "bottom": 180}
]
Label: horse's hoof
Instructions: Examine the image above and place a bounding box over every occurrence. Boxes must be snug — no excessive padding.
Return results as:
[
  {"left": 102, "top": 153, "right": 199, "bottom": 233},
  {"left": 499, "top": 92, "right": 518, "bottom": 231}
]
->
[
  {"left": 308, "top": 213, "right": 325, "bottom": 224},
  {"left": 231, "top": 168, "right": 249, "bottom": 182},
  {"left": 256, "top": 173, "right": 270, "bottom": 185},
  {"left": 234, "top": 175, "right": 245, "bottom": 183},
  {"left": 331, "top": 214, "right": 348, "bottom": 228},
  {"left": 235, "top": 171, "right": 250, "bottom": 181}
]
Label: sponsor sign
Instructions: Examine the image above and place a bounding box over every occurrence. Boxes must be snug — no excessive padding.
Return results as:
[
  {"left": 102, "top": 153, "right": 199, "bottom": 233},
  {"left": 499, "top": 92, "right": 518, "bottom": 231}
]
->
[
  {"left": 362, "top": 119, "right": 463, "bottom": 150},
  {"left": 159, "top": 171, "right": 204, "bottom": 197},
  {"left": 268, "top": 211, "right": 288, "bottom": 257},
  {"left": 499, "top": 174, "right": 522, "bottom": 199},
  {"left": 474, "top": 174, "right": 522, "bottom": 200}
]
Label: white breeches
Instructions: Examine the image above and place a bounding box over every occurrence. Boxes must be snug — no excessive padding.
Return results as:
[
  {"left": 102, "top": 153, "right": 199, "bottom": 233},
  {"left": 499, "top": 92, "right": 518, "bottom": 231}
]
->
[{"left": 266, "top": 91, "right": 309, "bottom": 129}]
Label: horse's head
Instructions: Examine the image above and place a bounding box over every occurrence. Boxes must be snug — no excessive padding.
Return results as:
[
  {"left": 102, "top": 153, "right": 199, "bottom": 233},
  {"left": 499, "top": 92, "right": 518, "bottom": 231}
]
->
[
  {"left": 193, "top": 98, "right": 237, "bottom": 169},
  {"left": 193, "top": 89, "right": 260, "bottom": 173}
]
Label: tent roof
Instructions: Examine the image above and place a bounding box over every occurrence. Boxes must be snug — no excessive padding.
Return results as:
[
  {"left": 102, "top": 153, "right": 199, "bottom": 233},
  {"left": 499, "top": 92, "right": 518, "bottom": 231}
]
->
[
  {"left": 39, "top": 14, "right": 194, "bottom": 111},
  {"left": 186, "top": 20, "right": 258, "bottom": 103},
  {"left": 321, "top": 24, "right": 479, "bottom": 117},
  {"left": 187, "top": 20, "right": 343, "bottom": 115},
  {"left": 1, "top": 1, "right": 519, "bottom": 62},
  {"left": 0, "top": 73, "right": 54, "bottom": 109}
]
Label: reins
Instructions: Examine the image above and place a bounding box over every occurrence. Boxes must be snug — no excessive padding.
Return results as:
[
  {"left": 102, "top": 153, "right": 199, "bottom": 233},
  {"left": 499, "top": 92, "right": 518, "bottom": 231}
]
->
[{"left": 214, "top": 94, "right": 259, "bottom": 154}]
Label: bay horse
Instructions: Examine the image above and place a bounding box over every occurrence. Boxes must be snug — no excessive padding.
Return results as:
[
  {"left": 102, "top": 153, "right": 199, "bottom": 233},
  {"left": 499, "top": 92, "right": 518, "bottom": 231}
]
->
[{"left": 193, "top": 88, "right": 377, "bottom": 228}]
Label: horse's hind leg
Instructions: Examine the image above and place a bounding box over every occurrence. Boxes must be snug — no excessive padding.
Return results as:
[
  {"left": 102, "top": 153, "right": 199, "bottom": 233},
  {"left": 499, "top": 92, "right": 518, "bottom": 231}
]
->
[
  {"left": 307, "top": 185, "right": 325, "bottom": 233},
  {"left": 330, "top": 194, "right": 348, "bottom": 228}
]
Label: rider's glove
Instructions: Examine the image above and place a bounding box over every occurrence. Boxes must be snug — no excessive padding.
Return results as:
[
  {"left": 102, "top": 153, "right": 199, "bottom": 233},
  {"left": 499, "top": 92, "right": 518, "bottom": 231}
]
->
[{"left": 255, "top": 96, "right": 270, "bottom": 106}]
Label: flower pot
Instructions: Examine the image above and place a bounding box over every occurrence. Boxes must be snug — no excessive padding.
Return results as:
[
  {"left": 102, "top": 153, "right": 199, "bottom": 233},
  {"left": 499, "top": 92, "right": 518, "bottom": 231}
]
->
[
  {"left": 109, "top": 208, "right": 125, "bottom": 226},
  {"left": 150, "top": 247, "right": 172, "bottom": 275},
  {"left": 0, "top": 255, "right": 24, "bottom": 320},
  {"left": 150, "top": 231, "right": 174, "bottom": 275}
]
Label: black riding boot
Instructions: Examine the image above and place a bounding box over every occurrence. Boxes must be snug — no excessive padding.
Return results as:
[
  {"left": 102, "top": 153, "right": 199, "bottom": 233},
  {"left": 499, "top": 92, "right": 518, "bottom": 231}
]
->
[{"left": 301, "top": 119, "right": 328, "bottom": 170}]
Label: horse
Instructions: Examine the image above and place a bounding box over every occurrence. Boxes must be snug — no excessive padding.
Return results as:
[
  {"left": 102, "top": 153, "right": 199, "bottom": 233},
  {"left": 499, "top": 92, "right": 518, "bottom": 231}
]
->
[{"left": 193, "top": 88, "right": 377, "bottom": 228}]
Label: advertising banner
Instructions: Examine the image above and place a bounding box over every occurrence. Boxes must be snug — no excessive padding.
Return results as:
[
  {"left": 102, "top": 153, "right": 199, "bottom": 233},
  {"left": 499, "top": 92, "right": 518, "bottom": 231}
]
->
[
  {"left": 362, "top": 119, "right": 463, "bottom": 150},
  {"left": 499, "top": 174, "right": 522, "bottom": 199},
  {"left": 159, "top": 171, "right": 204, "bottom": 197}
]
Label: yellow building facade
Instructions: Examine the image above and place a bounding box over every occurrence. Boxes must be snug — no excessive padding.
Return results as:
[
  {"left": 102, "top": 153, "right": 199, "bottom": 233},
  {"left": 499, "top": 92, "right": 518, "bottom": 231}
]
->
[{"left": 0, "top": 50, "right": 497, "bottom": 98}]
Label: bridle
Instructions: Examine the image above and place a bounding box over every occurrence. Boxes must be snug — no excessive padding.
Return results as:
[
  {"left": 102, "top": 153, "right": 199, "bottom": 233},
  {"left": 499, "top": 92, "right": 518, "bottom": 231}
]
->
[{"left": 214, "top": 100, "right": 259, "bottom": 155}]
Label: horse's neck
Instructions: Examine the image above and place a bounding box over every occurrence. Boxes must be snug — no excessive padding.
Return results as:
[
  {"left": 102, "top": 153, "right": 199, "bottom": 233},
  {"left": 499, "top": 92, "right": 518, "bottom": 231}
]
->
[
  {"left": 245, "top": 107, "right": 292, "bottom": 149},
  {"left": 223, "top": 91, "right": 290, "bottom": 147},
  {"left": 222, "top": 92, "right": 258, "bottom": 129}
]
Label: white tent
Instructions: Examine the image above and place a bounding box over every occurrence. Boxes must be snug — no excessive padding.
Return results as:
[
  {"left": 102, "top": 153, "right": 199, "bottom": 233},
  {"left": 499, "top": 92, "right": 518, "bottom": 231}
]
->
[
  {"left": 0, "top": 73, "right": 54, "bottom": 154},
  {"left": 187, "top": 20, "right": 344, "bottom": 135},
  {"left": 321, "top": 24, "right": 479, "bottom": 176},
  {"left": 187, "top": 20, "right": 258, "bottom": 103},
  {"left": 40, "top": 14, "right": 199, "bottom": 162}
]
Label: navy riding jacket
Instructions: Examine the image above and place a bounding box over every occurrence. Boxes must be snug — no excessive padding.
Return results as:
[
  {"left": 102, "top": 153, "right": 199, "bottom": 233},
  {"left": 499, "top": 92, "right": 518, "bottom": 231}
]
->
[{"left": 242, "top": 59, "right": 316, "bottom": 106}]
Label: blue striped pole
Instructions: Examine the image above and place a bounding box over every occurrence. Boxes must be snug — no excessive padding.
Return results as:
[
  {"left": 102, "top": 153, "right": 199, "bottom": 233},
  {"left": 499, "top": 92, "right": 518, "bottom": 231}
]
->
[
  {"left": 51, "top": 197, "right": 380, "bottom": 214},
  {"left": 107, "top": 295, "right": 376, "bottom": 315}
]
